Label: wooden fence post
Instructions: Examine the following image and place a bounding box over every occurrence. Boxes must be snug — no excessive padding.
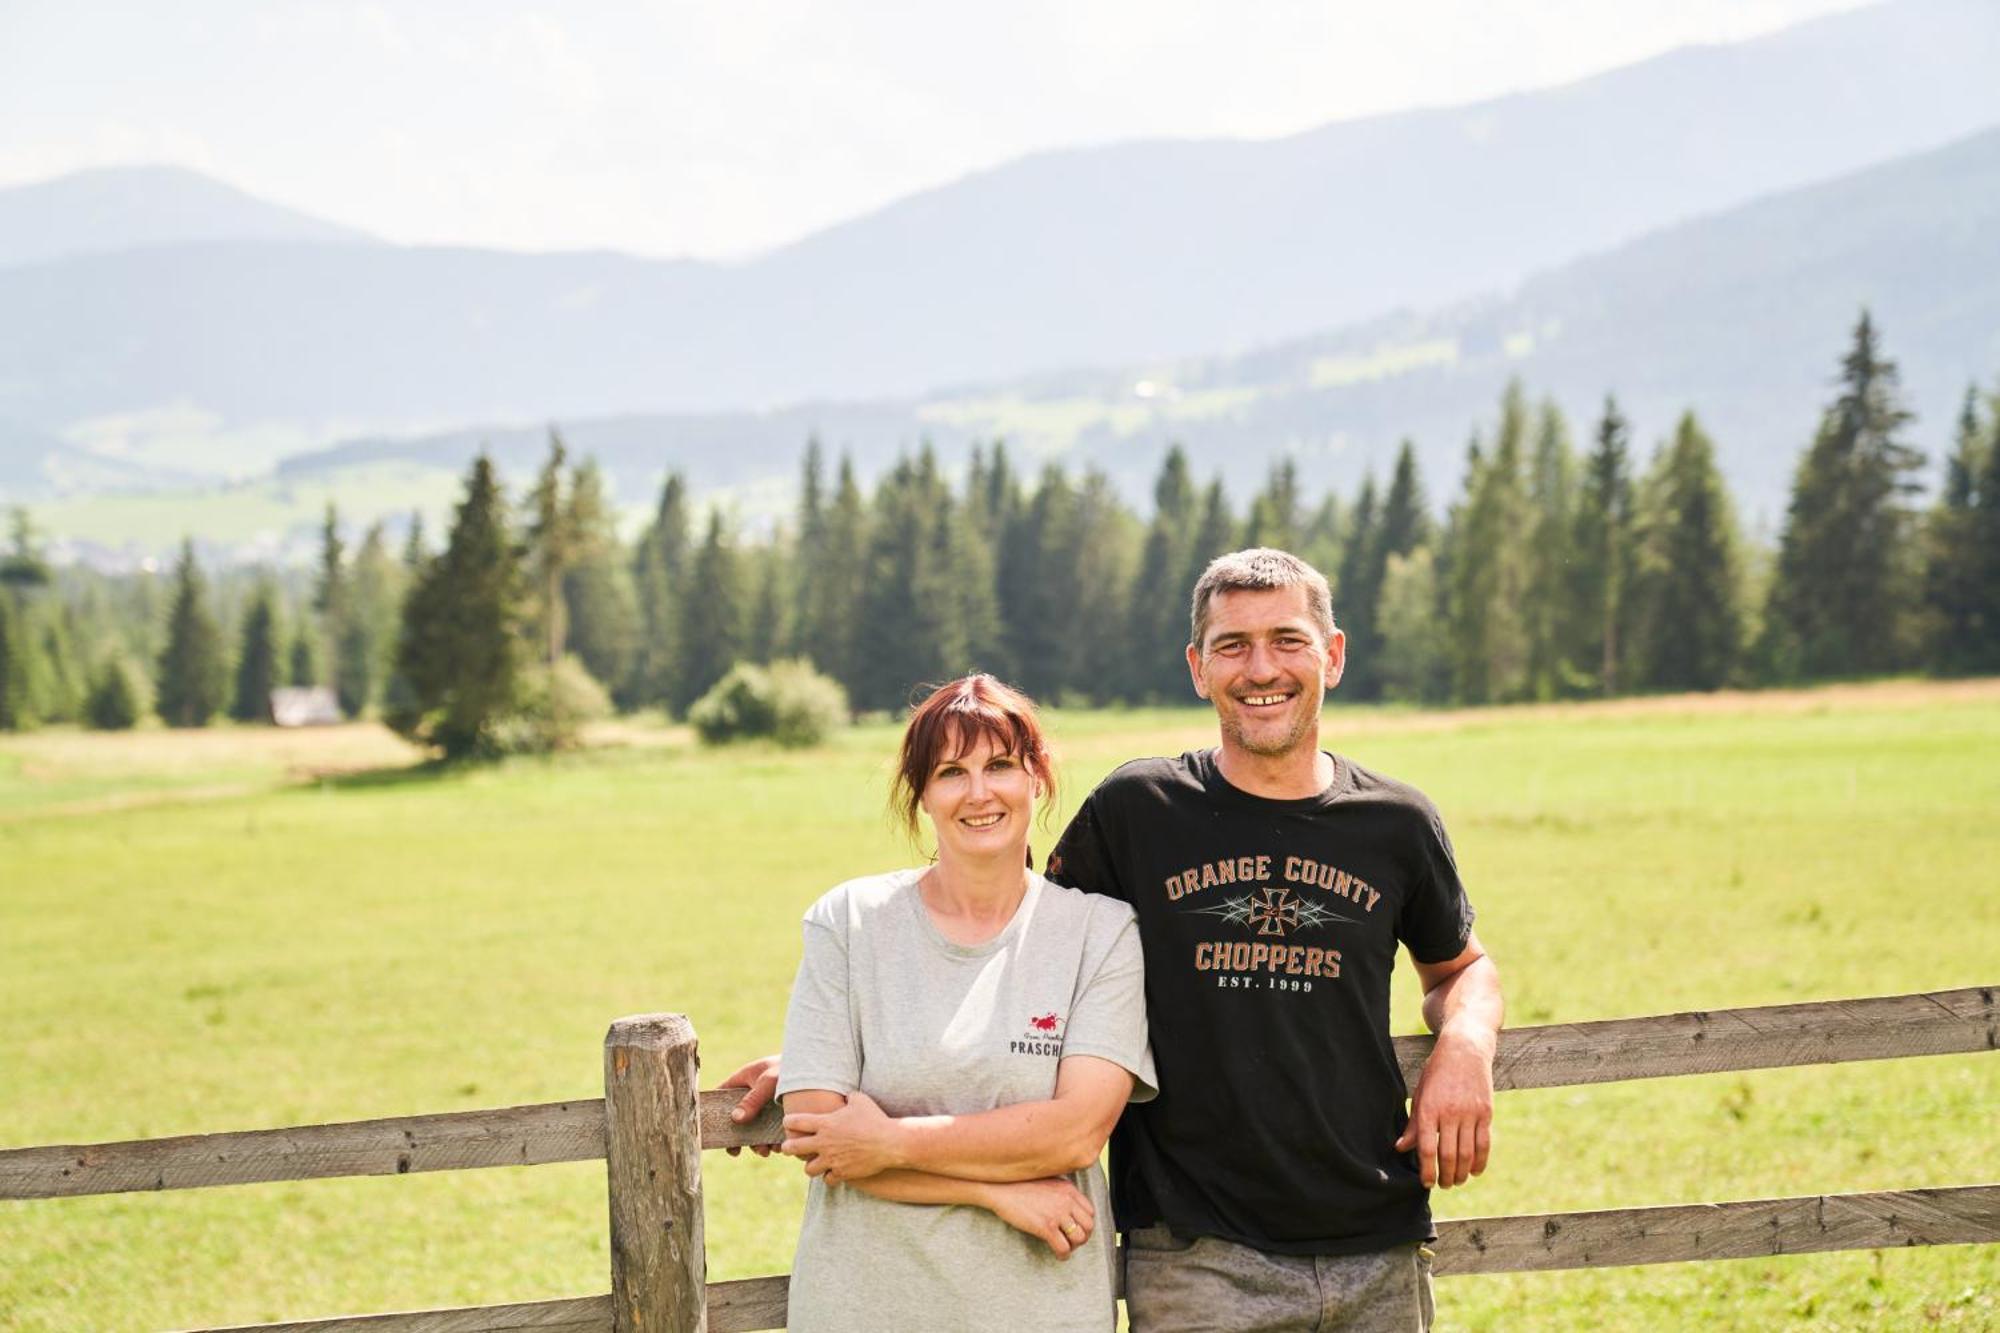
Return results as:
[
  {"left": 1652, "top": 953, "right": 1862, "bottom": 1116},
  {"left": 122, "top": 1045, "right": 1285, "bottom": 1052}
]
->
[{"left": 604, "top": 1014, "right": 706, "bottom": 1333}]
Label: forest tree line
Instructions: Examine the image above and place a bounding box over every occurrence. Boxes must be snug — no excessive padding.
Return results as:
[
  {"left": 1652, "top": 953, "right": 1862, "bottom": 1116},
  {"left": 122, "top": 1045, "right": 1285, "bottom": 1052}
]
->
[{"left": 3, "top": 311, "right": 1998, "bottom": 748}]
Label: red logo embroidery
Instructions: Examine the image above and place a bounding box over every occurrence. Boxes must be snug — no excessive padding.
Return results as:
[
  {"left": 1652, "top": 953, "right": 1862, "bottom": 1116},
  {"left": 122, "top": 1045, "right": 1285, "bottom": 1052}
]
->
[{"left": 1029, "top": 1012, "right": 1060, "bottom": 1033}]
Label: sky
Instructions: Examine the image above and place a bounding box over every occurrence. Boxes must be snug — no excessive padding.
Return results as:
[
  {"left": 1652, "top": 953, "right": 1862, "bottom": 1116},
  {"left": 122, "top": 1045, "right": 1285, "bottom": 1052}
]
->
[{"left": 2, "top": 0, "right": 1872, "bottom": 261}]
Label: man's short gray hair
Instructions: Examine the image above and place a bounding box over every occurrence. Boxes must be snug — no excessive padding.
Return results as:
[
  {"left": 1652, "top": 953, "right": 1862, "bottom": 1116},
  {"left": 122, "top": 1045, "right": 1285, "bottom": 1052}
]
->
[{"left": 1189, "top": 547, "right": 1336, "bottom": 653}]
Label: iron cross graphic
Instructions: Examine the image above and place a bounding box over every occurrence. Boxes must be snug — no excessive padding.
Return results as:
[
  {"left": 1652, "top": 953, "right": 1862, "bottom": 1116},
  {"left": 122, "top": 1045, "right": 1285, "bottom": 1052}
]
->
[{"left": 1248, "top": 885, "right": 1301, "bottom": 937}]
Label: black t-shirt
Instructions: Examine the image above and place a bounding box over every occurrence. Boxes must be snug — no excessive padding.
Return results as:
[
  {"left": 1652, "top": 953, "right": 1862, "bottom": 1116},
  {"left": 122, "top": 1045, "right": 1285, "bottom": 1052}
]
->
[{"left": 1045, "top": 748, "right": 1475, "bottom": 1257}]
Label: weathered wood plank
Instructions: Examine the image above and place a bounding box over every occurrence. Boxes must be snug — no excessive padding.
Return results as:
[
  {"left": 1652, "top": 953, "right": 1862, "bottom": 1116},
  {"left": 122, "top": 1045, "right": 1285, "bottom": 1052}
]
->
[
  {"left": 0, "top": 1101, "right": 606, "bottom": 1201},
  {"left": 603, "top": 1015, "right": 705, "bottom": 1333},
  {"left": 1397, "top": 985, "right": 1998, "bottom": 1092},
  {"left": 190, "top": 1293, "right": 612, "bottom": 1332},
  {"left": 705, "top": 1276, "right": 789, "bottom": 1333},
  {"left": 7, "top": 988, "right": 1990, "bottom": 1199},
  {"left": 695, "top": 1090, "right": 783, "bottom": 1154},
  {"left": 1435, "top": 1184, "right": 2000, "bottom": 1274},
  {"left": 165, "top": 1184, "right": 2000, "bottom": 1332}
]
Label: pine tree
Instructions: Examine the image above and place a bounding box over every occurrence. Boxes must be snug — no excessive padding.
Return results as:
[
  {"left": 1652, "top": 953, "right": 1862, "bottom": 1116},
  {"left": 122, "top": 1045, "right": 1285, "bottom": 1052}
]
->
[
  {"left": 1448, "top": 383, "right": 1533, "bottom": 702},
  {"left": 1070, "top": 470, "right": 1141, "bottom": 702},
  {"left": 1377, "top": 547, "right": 1449, "bottom": 703},
  {"left": 1571, "top": 397, "right": 1636, "bottom": 695},
  {"left": 339, "top": 523, "right": 402, "bottom": 717},
  {"left": 804, "top": 457, "right": 870, "bottom": 697},
  {"left": 31, "top": 610, "right": 85, "bottom": 724},
  {"left": 630, "top": 473, "right": 691, "bottom": 710},
  {"left": 0, "top": 591, "right": 29, "bottom": 730},
  {"left": 673, "top": 510, "right": 745, "bottom": 714},
  {"left": 313, "top": 505, "right": 349, "bottom": 710},
  {"left": 288, "top": 626, "right": 316, "bottom": 687},
  {"left": 391, "top": 456, "right": 523, "bottom": 757},
  {"left": 1128, "top": 447, "right": 1199, "bottom": 700},
  {"left": 997, "top": 466, "right": 1080, "bottom": 701},
  {"left": 1524, "top": 399, "right": 1579, "bottom": 700},
  {"left": 155, "top": 540, "right": 225, "bottom": 728},
  {"left": 746, "top": 548, "right": 787, "bottom": 664},
  {"left": 1377, "top": 442, "right": 1432, "bottom": 564},
  {"left": 232, "top": 584, "right": 281, "bottom": 722},
  {"left": 1973, "top": 392, "right": 2000, "bottom": 669},
  {"left": 1766, "top": 311, "right": 1926, "bottom": 679},
  {"left": 0, "top": 510, "right": 52, "bottom": 729},
  {"left": 85, "top": 654, "right": 142, "bottom": 730},
  {"left": 562, "top": 458, "right": 640, "bottom": 695},
  {"left": 1241, "top": 459, "right": 1301, "bottom": 551},
  {"left": 1335, "top": 475, "right": 1382, "bottom": 698},
  {"left": 1629, "top": 413, "right": 1746, "bottom": 691},
  {"left": 524, "top": 429, "right": 579, "bottom": 669},
  {"left": 1921, "top": 387, "right": 1991, "bottom": 673}
]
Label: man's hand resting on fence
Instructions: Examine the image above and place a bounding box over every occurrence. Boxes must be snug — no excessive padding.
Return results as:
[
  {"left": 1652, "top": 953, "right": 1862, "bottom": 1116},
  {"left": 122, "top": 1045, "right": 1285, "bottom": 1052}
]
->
[
  {"left": 782, "top": 1091, "right": 899, "bottom": 1182},
  {"left": 1396, "top": 936, "right": 1502, "bottom": 1189},
  {"left": 717, "top": 1054, "right": 781, "bottom": 1157},
  {"left": 1394, "top": 1025, "right": 1495, "bottom": 1188}
]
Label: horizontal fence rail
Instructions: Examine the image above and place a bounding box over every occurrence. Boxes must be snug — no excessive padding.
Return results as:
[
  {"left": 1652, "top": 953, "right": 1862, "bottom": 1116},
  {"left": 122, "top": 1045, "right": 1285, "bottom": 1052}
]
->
[
  {"left": 0, "top": 1101, "right": 607, "bottom": 1201},
  {"left": 5, "top": 986, "right": 1992, "bottom": 1201},
  {"left": 179, "top": 1185, "right": 2000, "bottom": 1333}
]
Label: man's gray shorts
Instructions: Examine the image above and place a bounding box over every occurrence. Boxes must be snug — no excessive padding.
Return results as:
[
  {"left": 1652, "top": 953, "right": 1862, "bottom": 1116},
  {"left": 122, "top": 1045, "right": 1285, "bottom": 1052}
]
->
[{"left": 1122, "top": 1225, "right": 1434, "bottom": 1332}]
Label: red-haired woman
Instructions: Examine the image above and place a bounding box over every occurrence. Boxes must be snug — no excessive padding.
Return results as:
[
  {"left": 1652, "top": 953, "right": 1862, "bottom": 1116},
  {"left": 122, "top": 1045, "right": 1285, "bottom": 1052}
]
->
[{"left": 775, "top": 674, "right": 1155, "bottom": 1332}]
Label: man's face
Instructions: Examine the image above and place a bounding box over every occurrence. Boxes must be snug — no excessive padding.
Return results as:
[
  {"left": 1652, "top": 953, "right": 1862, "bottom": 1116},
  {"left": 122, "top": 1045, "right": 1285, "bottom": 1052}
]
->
[{"left": 1186, "top": 585, "right": 1345, "bottom": 761}]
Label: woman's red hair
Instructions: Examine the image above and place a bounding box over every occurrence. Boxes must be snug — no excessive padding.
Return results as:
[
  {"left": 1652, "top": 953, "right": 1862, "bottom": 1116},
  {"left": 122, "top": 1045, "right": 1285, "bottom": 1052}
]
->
[{"left": 892, "top": 675, "right": 1057, "bottom": 840}]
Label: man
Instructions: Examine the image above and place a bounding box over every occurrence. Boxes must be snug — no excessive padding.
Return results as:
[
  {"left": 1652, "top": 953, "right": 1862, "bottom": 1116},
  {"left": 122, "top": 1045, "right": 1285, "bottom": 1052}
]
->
[{"left": 730, "top": 547, "right": 1500, "bottom": 1331}]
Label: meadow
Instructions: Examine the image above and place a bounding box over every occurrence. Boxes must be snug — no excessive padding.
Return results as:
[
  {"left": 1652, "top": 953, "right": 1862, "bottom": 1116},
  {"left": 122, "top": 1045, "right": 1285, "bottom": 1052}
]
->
[{"left": 2, "top": 681, "right": 1997, "bottom": 1331}]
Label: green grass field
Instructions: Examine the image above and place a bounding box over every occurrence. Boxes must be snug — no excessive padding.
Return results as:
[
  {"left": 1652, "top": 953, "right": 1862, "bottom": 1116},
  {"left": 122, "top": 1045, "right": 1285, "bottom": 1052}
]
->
[{"left": 3, "top": 683, "right": 1998, "bottom": 1331}]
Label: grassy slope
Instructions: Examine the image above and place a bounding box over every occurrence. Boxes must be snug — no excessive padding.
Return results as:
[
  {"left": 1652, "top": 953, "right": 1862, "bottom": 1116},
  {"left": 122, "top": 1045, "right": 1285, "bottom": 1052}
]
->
[{"left": 1, "top": 684, "right": 1997, "bottom": 1330}]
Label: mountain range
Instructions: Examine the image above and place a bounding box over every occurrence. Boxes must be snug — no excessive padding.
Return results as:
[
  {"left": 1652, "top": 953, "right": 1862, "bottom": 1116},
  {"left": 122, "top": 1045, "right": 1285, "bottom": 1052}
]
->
[{"left": 5, "top": 0, "right": 2000, "bottom": 553}]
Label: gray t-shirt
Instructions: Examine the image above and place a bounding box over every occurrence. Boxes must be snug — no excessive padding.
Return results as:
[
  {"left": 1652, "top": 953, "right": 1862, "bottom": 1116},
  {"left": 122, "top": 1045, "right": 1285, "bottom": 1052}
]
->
[{"left": 778, "top": 868, "right": 1157, "bottom": 1333}]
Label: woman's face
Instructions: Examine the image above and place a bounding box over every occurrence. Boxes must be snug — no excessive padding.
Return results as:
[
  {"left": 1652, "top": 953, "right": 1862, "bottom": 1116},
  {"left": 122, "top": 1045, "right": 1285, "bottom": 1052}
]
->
[{"left": 920, "top": 730, "right": 1037, "bottom": 867}]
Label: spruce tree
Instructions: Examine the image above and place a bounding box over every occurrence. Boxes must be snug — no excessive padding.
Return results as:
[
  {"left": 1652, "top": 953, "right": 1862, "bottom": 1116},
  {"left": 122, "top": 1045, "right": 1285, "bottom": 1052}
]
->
[
  {"left": 805, "top": 457, "right": 871, "bottom": 697},
  {"left": 1524, "top": 399, "right": 1579, "bottom": 700},
  {"left": 1376, "top": 442, "right": 1432, "bottom": 565},
  {"left": 391, "top": 456, "right": 523, "bottom": 758},
  {"left": 1629, "top": 413, "right": 1746, "bottom": 691},
  {"left": 1070, "top": 470, "right": 1140, "bottom": 702},
  {"left": 1241, "top": 459, "right": 1301, "bottom": 551},
  {"left": 1128, "top": 448, "right": 1199, "bottom": 700},
  {"left": 1335, "top": 476, "right": 1381, "bottom": 698},
  {"left": 85, "top": 655, "right": 142, "bottom": 730},
  {"left": 630, "top": 473, "right": 691, "bottom": 710},
  {"left": 673, "top": 510, "right": 745, "bottom": 714},
  {"left": 0, "top": 592, "right": 29, "bottom": 730},
  {"left": 1572, "top": 397, "right": 1636, "bottom": 695},
  {"left": 562, "top": 458, "right": 640, "bottom": 695},
  {"left": 1766, "top": 311, "right": 1925, "bottom": 679},
  {"left": 1974, "top": 392, "right": 2000, "bottom": 669},
  {"left": 155, "top": 540, "right": 225, "bottom": 728},
  {"left": 1377, "top": 547, "right": 1449, "bottom": 703},
  {"left": 1448, "top": 384, "right": 1533, "bottom": 702},
  {"left": 999, "top": 466, "right": 1080, "bottom": 700},
  {"left": 288, "top": 627, "right": 316, "bottom": 687},
  {"left": 1921, "top": 387, "right": 1990, "bottom": 673},
  {"left": 314, "top": 505, "right": 349, "bottom": 710},
  {"left": 524, "top": 429, "right": 579, "bottom": 669},
  {"left": 232, "top": 585, "right": 281, "bottom": 723},
  {"left": 340, "top": 523, "right": 402, "bottom": 717}
]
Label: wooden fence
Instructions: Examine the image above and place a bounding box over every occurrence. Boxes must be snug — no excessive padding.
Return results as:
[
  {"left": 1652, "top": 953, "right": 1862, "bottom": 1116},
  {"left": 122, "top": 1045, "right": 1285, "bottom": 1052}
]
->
[{"left": 3, "top": 986, "right": 1996, "bottom": 1332}]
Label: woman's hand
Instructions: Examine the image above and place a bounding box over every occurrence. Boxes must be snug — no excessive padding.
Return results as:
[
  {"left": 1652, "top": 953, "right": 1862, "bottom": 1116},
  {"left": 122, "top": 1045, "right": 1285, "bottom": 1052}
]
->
[
  {"left": 985, "top": 1177, "right": 1096, "bottom": 1259},
  {"left": 782, "top": 1091, "right": 903, "bottom": 1182}
]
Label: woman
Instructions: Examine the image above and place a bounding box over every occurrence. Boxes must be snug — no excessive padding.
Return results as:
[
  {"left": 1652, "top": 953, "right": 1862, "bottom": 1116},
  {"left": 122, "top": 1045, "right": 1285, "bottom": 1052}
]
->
[{"left": 776, "top": 674, "right": 1155, "bottom": 1332}]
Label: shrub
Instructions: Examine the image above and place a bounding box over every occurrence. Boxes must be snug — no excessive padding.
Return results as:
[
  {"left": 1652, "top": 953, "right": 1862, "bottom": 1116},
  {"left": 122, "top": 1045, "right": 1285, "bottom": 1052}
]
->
[
  {"left": 85, "top": 657, "right": 145, "bottom": 730},
  {"left": 690, "top": 658, "right": 848, "bottom": 748},
  {"left": 487, "top": 656, "right": 614, "bottom": 756}
]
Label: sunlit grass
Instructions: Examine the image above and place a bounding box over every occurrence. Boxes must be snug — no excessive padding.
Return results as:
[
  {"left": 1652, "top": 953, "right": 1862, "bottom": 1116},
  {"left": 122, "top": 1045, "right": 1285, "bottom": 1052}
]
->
[{"left": 2, "top": 682, "right": 1997, "bottom": 1330}]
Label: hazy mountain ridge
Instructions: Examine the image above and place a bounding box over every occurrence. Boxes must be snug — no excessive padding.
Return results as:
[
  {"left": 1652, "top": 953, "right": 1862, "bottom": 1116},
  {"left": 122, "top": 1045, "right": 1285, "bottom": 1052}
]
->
[
  {"left": 276, "top": 122, "right": 2000, "bottom": 537},
  {"left": 0, "top": 165, "right": 376, "bottom": 269},
  {"left": 4, "top": 0, "right": 2000, "bottom": 507}
]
